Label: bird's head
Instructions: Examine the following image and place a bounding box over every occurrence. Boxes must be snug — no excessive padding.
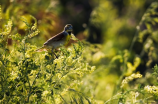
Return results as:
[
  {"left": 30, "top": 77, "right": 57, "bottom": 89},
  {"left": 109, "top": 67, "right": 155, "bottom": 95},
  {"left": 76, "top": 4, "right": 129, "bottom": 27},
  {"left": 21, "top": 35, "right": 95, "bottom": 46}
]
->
[{"left": 64, "top": 24, "right": 73, "bottom": 34}]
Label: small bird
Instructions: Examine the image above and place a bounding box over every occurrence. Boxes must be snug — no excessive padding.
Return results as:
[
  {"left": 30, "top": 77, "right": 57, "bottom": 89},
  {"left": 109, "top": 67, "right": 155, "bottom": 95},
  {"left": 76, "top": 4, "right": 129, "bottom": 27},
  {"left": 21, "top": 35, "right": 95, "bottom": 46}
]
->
[{"left": 36, "top": 24, "right": 74, "bottom": 57}]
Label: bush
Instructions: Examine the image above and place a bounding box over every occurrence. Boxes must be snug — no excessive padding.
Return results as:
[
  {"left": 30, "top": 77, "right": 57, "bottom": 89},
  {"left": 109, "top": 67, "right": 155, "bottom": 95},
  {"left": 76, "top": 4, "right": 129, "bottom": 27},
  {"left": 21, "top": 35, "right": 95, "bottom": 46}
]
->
[{"left": 0, "top": 12, "right": 95, "bottom": 103}]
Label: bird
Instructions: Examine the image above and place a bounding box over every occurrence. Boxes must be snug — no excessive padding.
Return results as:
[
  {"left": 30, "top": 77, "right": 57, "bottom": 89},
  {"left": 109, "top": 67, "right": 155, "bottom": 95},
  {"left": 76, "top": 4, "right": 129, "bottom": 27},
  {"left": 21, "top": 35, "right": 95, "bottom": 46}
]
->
[{"left": 36, "top": 24, "right": 75, "bottom": 57}]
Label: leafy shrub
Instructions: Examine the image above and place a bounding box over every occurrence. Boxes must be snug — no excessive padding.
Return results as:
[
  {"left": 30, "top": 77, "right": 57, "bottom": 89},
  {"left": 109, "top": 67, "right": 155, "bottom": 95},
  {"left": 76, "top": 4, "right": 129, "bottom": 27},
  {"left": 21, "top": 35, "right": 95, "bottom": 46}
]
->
[
  {"left": 104, "top": 2, "right": 158, "bottom": 104},
  {"left": 0, "top": 10, "right": 95, "bottom": 103},
  {"left": 1, "top": 1, "right": 158, "bottom": 104}
]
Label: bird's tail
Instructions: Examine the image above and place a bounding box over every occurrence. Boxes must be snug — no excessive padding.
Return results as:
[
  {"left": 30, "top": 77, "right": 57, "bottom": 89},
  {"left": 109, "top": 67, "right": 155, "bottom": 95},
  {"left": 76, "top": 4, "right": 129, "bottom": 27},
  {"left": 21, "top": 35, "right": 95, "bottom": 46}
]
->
[{"left": 36, "top": 46, "right": 47, "bottom": 52}]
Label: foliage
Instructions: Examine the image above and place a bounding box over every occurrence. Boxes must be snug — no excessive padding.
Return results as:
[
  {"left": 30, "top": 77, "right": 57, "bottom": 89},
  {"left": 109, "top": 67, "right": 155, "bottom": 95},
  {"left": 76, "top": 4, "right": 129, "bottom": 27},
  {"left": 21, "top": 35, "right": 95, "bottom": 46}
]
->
[
  {"left": 104, "top": 2, "right": 158, "bottom": 104},
  {"left": 0, "top": 12, "right": 95, "bottom": 103},
  {"left": 1, "top": 0, "right": 158, "bottom": 104}
]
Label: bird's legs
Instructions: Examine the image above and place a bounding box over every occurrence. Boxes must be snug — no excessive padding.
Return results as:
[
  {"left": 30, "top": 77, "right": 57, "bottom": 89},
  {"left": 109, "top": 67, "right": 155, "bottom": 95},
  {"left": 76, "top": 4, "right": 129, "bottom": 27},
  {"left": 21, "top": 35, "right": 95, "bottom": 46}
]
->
[{"left": 52, "top": 49, "right": 58, "bottom": 59}]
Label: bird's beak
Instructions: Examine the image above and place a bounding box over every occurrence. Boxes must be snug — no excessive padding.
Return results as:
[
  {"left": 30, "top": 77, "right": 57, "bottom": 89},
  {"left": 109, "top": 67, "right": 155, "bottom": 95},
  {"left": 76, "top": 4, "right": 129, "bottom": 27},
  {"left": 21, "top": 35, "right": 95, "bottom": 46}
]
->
[{"left": 71, "top": 34, "right": 78, "bottom": 41}]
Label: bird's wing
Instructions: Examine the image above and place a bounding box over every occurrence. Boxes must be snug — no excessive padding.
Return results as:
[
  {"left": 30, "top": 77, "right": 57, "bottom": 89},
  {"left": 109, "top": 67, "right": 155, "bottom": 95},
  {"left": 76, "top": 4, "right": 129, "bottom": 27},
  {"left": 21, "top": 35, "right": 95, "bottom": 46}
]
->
[{"left": 44, "top": 32, "right": 66, "bottom": 45}]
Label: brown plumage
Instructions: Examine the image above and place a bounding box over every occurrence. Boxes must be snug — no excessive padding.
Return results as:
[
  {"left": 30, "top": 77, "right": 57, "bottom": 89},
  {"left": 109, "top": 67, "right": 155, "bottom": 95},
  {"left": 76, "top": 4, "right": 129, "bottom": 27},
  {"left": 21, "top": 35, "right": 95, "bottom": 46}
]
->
[{"left": 36, "top": 24, "right": 73, "bottom": 54}]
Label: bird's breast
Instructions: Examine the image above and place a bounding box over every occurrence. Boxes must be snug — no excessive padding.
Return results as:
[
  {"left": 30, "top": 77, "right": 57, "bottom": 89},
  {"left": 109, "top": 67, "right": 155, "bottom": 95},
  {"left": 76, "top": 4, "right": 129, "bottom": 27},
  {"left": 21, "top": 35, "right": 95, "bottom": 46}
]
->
[{"left": 64, "top": 34, "right": 71, "bottom": 45}]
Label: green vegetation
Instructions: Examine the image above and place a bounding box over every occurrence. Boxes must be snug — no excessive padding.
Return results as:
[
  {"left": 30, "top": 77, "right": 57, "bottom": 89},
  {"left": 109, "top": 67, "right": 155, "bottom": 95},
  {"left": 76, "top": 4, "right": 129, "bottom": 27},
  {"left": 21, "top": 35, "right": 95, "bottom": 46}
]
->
[
  {"left": 0, "top": 16, "right": 95, "bottom": 103},
  {"left": 1, "top": 0, "right": 158, "bottom": 104}
]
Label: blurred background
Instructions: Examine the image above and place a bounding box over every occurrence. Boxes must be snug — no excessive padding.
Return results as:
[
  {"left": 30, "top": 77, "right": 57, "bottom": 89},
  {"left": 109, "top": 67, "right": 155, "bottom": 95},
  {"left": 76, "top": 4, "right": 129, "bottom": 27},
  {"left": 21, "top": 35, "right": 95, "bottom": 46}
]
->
[
  {"left": 1, "top": 0, "right": 158, "bottom": 102},
  {"left": 0, "top": 0, "right": 155, "bottom": 44}
]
